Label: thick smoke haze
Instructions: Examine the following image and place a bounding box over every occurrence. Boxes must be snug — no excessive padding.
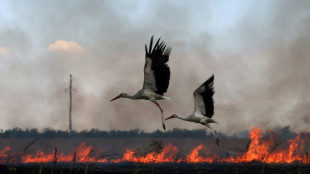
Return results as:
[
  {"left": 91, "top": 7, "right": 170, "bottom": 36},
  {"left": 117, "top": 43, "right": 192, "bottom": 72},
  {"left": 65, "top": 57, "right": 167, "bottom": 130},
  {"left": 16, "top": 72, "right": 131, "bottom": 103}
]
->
[{"left": 0, "top": 0, "right": 309, "bottom": 135}]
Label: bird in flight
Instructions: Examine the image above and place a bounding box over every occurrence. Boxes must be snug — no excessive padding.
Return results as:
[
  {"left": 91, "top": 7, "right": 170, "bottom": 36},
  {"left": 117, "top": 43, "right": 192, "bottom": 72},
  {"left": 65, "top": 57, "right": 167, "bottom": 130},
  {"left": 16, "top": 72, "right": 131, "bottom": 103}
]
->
[
  {"left": 165, "top": 75, "right": 220, "bottom": 146},
  {"left": 110, "top": 36, "right": 172, "bottom": 130}
]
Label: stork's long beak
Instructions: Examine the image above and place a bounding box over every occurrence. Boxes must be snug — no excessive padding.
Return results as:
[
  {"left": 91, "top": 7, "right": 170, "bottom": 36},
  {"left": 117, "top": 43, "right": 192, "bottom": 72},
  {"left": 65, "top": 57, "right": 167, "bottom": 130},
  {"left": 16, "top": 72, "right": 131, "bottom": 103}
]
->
[
  {"left": 165, "top": 115, "right": 174, "bottom": 121},
  {"left": 110, "top": 95, "right": 120, "bottom": 101}
]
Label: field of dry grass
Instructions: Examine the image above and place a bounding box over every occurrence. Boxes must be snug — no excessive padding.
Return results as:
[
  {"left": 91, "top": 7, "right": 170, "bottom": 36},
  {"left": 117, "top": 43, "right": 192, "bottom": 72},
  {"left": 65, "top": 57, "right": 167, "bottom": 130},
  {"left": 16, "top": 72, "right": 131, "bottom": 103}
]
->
[{"left": 1, "top": 162, "right": 310, "bottom": 174}]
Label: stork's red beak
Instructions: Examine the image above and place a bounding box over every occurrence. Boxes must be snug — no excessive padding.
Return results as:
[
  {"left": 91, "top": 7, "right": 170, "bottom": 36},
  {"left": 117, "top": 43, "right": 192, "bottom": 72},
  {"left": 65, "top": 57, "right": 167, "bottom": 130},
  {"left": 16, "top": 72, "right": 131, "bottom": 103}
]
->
[
  {"left": 165, "top": 115, "right": 174, "bottom": 121},
  {"left": 110, "top": 95, "right": 120, "bottom": 101}
]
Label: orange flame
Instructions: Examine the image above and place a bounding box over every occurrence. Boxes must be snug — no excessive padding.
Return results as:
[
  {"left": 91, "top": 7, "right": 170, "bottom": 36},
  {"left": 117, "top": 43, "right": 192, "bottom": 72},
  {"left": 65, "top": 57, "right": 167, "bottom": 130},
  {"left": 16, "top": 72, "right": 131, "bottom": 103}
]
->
[
  {"left": 0, "top": 146, "right": 11, "bottom": 164},
  {"left": 113, "top": 143, "right": 178, "bottom": 163},
  {"left": 21, "top": 143, "right": 107, "bottom": 163},
  {"left": 184, "top": 143, "right": 218, "bottom": 163},
  {"left": 0, "top": 127, "right": 309, "bottom": 164}
]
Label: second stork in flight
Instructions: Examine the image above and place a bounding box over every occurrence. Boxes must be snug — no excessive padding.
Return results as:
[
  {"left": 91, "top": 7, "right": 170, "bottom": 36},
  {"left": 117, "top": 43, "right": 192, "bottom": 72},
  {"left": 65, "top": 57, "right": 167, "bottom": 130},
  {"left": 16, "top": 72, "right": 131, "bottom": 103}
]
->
[
  {"left": 110, "top": 36, "right": 172, "bottom": 130},
  {"left": 165, "top": 75, "right": 220, "bottom": 146}
]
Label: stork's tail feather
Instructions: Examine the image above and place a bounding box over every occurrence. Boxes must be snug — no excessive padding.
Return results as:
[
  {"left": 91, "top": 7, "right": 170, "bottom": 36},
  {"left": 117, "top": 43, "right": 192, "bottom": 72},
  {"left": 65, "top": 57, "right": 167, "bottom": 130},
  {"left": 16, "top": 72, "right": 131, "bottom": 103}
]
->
[{"left": 162, "top": 96, "right": 172, "bottom": 100}]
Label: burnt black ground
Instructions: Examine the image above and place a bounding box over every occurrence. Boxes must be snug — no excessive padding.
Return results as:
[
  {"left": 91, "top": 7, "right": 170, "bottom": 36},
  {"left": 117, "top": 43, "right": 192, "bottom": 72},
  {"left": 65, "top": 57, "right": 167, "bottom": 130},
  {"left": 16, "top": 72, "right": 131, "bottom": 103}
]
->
[{"left": 1, "top": 162, "right": 310, "bottom": 174}]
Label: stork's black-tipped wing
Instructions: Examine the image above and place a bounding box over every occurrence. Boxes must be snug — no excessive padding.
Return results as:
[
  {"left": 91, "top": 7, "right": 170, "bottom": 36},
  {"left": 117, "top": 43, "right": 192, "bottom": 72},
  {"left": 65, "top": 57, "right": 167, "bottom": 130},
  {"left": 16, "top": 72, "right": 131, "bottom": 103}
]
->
[
  {"left": 193, "top": 75, "right": 215, "bottom": 118},
  {"left": 143, "top": 36, "right": 171, "bottom": 95}
]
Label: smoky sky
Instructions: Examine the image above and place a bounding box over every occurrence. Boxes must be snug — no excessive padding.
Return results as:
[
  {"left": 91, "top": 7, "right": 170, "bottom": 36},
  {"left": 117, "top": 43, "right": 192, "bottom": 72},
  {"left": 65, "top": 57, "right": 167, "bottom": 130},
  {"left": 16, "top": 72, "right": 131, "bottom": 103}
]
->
[{"left": 0, "top": 0, "right": 310, "bottom": 135}]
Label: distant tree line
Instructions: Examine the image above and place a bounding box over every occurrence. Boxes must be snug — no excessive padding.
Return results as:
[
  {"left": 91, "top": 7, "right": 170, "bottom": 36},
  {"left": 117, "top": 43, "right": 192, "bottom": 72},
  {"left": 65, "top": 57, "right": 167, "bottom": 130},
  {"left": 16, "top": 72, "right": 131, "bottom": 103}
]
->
[
  {"left": 0, "top": 127, "right": 215, "bottom": 139},
  {"left": 0, "top": 126, "right": 301, "bottom": 139}
]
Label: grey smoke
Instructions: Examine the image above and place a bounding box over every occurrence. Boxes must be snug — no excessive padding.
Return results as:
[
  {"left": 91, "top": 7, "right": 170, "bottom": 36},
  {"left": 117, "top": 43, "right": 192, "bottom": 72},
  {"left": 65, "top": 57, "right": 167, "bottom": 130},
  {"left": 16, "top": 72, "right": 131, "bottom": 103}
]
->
[{"left": 0, "top": 0, "right": 309, "bottom": 134}]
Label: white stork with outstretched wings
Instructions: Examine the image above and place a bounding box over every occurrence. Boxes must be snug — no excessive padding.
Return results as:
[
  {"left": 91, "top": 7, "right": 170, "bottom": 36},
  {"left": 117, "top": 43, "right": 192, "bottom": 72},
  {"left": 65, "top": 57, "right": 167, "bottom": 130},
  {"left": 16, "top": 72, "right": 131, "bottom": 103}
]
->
[
  {"left": 165, "top": 75, "right": 220, "bottom": 146},
  {"left": 111, "top": 36, "right": 172, "bottom": 130}
]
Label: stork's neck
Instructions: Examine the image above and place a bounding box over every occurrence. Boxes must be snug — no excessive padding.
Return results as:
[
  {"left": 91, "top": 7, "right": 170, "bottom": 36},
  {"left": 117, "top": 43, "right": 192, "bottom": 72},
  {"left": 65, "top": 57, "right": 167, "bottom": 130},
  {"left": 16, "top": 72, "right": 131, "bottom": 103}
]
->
[
  {"left": 174, "top": 114, "right": 191, "bottom": 121},
  {"left": 124, "top": 94, "right": 139, "bottom": 100}
]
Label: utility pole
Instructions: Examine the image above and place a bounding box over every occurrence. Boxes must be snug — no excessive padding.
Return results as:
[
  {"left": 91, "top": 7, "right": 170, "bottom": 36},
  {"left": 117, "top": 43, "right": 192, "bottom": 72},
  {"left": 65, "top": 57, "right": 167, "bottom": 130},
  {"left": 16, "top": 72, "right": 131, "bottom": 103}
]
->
[{"left": 65, "top": 74, "right": 76, "bottom": 132}]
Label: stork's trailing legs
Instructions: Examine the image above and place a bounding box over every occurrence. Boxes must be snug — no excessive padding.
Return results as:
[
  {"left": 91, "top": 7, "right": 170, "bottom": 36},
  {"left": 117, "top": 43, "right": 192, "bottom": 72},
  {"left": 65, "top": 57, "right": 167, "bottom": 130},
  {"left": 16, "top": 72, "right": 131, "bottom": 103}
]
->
[
  {"left": 154, "top": 101, "right": 166, "bottom": 130},
  {"left": 205, "top": 123, "right": 220, "bottom": 146}
]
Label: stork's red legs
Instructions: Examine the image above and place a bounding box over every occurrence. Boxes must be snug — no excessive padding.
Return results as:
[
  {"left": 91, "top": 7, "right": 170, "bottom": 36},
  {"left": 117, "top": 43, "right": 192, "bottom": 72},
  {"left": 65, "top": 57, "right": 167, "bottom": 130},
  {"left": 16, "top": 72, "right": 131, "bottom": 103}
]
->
[
  {"left": 154, "top": 101, "right": 163, "bottom": 112},
  {"left": 205, "top": 123, "right": 220, "bottom": 146},
  {"left": 154, "top": 101, "right": 166, "bottom": 130}
]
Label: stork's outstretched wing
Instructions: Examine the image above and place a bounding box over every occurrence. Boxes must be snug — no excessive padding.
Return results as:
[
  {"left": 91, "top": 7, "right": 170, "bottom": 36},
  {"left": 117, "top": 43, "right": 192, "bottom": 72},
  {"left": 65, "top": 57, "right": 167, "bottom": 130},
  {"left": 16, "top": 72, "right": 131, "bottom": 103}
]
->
[
  {"left": 143, "top": 36, "right": 171, "bottom": 95},
  {"left": 193, "top": 75, "right": 215, "bottom": 118}
]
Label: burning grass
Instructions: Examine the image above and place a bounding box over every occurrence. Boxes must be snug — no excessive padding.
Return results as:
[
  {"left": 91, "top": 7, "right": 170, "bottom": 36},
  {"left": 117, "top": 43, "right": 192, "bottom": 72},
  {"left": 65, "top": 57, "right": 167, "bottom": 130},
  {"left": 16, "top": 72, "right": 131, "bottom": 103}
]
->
[{"left": 0, "top": 127, "right": 309, "bottom": 165}]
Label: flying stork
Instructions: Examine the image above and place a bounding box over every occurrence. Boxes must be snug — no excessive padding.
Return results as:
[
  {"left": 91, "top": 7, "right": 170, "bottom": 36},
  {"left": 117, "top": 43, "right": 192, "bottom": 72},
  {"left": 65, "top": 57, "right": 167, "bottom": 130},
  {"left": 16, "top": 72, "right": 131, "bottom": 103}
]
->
[
  {"left": 165, "top": 75, "right": 220, "bottom": 146},
  {"left": 110, "top": 36, "right": 172, "bottom": 130}
]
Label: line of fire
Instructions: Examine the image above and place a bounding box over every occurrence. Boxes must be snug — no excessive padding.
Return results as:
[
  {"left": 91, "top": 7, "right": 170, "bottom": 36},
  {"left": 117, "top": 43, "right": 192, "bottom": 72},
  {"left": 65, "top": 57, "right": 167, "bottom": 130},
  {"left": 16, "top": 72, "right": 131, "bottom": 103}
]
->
[{"left": 0, "top": 127, "right": 309, "bottom": 165}]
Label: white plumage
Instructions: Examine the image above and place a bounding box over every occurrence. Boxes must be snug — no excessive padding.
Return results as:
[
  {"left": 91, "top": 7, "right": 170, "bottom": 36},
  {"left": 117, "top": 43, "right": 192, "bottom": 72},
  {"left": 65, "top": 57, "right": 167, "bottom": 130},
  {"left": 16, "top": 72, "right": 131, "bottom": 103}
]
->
[
  {"left": 165, "top": 75, "right": 220, "bottom": 146},
  {"left": 111, "top": 36, "right": 172, "bottom": 130}
]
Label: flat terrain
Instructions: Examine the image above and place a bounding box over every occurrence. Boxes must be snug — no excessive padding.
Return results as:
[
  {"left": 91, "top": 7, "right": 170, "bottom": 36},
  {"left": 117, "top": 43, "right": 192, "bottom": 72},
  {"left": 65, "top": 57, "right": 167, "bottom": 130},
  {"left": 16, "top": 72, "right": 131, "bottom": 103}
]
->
[{"left": 1, "top": 162, "right": 310, "bottom": 174}]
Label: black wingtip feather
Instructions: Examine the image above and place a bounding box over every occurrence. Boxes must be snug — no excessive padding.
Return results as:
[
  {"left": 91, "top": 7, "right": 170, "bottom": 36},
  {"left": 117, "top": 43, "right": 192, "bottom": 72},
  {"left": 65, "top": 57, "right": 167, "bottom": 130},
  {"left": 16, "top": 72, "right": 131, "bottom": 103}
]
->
[
  {"left": 145, "top": 36, "right": 172, "bottom": 95},
  {"left": 202, "top": 75, "right": 215, "bottom": 118},
  {"left": 152, "top": 38, "right": 161, "bottom": 53},
  {"left": 145, "top": 44, "right": 148, "bottom": 55},
  {"left": 149, "top": 36, "right": 154, "bottom": 54}
]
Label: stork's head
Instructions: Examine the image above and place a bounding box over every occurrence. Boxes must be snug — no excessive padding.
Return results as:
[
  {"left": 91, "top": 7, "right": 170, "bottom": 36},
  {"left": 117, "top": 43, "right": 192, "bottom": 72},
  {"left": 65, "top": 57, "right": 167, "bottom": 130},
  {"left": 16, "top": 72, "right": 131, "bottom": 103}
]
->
[
  {"left": 165, "top": 114, "right": 178, "bottom": 121},
  {"left": 110, "top": 93, "right": 128, "bottom": 101}
]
